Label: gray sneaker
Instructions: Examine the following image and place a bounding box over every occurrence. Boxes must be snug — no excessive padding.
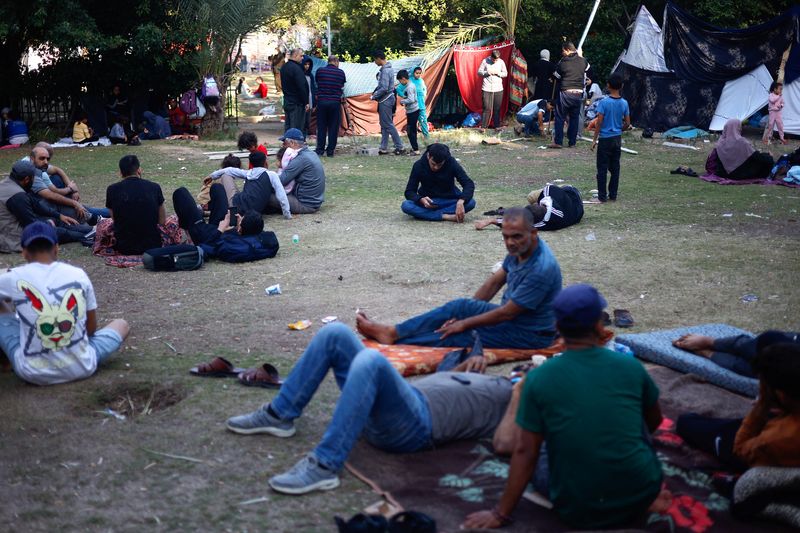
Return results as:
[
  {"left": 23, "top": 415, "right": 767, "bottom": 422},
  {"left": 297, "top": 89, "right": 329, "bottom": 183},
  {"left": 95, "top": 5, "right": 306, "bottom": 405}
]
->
[
  {"left": 226, "top": 405, "right": 296, "bottom": 437},
  {"left": 269, "top": 454, "right": 340, "bottom": 495}
]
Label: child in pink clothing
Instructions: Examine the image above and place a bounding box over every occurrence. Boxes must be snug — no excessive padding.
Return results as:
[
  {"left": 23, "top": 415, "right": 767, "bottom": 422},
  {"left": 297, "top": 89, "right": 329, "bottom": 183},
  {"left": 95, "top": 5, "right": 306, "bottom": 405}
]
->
[
  {"left": 276, "top": 146, "right": 298, "bottom": 193},
  {"left": 763, "top": 82, "right": 786, "bottom": 145}
]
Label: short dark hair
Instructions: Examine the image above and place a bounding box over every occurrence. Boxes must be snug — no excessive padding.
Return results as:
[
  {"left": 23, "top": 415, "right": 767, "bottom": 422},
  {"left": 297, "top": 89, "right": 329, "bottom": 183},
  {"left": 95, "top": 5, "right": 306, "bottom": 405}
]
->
[
  {"left": 239, "top": 211, "right": 264, "bottom": 235},
  {"left": 221, "top": 153, "right": 242, "bottom": 169},
  {"left": 373, "top": 50, "right": 386, "bottom": 60},
  {"left": 426, "top": 143, "right": 450, "bottom": 164},
  {"left": 557, "top": 320, "right": 597, "bottom": 341},
  {"left": 527, "top": 203, "right": 546, "bottom": 224},
  {"left": 413, "top": 66, "right": 422, "bottom": 73},
  {"left": 770, "top": 81, "right": 782, "bottom": 93},
  {"left": 608, "top": 73, "right": 624, "bottom": 90},
  {"left": 238, "top": 131, "right": 258, "bottom": 150},
  {"left": 276, "top": 146, "right": 287, "bottom": 161},
  {"left": 249, "top": 150, "right": 267, "bottom": 168},
  {"left": 25, "top": 238, "right": 56, "bottom": 254},
  {"left": 503, "top": 206, "right": 535, "bottom": 229},
  {"left": 752, "top": 343, "right": 800, "bottom": 401},
  {"left": 563, "top": 41, "right": 577, "bottom": 52},
  {"left": 119, "top": 155, "right": 140, "bottom": 176},
  {"left": 396, "top": 69, "right": 409, "bottom": 81}
]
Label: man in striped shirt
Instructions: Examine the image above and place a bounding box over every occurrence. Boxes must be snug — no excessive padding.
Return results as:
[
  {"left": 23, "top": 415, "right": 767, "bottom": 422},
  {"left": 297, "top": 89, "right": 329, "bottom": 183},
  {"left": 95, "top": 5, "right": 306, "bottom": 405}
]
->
[{"left": 314, "top": 55, "right": 347, "bottom": 158}]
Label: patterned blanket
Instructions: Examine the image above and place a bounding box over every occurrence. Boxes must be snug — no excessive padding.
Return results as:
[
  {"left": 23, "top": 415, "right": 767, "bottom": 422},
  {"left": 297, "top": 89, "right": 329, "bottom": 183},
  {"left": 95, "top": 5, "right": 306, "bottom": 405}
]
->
[
  {"left": 699, "top": 173, "right": 800, "bottom": 188},
  {"left": 92, "top": 215, "right": 185, "bottom": 267},
  {"left": 364, "top": 330, "right": 614, "bottom": 377}
]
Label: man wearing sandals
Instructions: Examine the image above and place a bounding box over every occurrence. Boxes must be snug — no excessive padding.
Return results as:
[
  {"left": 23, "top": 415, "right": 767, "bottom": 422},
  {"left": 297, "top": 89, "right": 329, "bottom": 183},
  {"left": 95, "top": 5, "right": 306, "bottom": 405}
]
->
[{"left": 226, "top": 322, "right": 513, "bottom": 494}]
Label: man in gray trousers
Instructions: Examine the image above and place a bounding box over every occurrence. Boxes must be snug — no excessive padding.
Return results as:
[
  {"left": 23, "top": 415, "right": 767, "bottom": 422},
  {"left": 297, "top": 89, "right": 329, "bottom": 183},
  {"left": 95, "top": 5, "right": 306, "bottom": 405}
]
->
[{"left": 371, "top": 50, "right": 405, "bottom": 155}]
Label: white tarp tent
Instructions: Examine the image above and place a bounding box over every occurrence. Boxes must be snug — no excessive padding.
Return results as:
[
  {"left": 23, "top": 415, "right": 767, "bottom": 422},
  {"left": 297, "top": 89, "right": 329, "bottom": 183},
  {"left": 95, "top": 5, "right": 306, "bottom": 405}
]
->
[
  {"left": 708, "top": 65, "right": 773, "bottom": 131},
  {"left": 782, "top": 76, "right": 800, "bottom": 135},
  {"left": 613, "top": 6, "right": 669, "bottom": 73}
]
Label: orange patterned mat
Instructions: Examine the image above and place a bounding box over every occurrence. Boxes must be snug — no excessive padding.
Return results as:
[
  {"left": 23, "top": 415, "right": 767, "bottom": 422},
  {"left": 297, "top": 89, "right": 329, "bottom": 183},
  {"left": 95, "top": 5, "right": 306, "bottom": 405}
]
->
[{"left": 363, "top": 330, "right": 614, "bottom": 377}]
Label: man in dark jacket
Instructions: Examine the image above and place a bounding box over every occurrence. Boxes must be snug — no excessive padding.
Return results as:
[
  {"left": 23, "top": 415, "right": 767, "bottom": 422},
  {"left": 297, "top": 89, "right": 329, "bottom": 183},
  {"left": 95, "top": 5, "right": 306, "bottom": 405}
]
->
[
  {"left": 551, "top": 42, "right": 589, "bottom": 148},
  {"left": 0, "top": 161, "right": 89, "bottom": 252},
  {"left": 401, "top": 143, "right": 476, "bottom": 222},
  {"left": 172, "top": 186, "right": 279, "bottom": 263},
  {"left": 281, "top": 48, "right": 310, "bottom": 132}
]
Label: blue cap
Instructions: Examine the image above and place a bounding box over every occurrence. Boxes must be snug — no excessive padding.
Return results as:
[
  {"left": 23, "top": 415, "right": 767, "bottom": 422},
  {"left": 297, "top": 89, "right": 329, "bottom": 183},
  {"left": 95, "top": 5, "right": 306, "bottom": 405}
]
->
[
  {"left": 279, "top": 128, "right": 305, "bottom": 142},
  {"left": 553, "top": 284, "right": 607, "bottom": 330},
  {"left": 21, "top": 221, "right": 58, "bottom": 248}
]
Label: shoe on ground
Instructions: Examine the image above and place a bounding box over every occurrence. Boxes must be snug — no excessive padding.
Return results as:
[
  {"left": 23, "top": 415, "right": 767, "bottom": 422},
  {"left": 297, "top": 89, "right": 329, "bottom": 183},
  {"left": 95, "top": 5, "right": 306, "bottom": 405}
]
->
[
  {"left": 378, "top": 149, "right": 391, "bottom": 155},
  {"left": 409, "top": 150, "right": 420, "bottom": 156},
  {"left": 269, "top": 453, "right": 340, "bottom": 495},
  {"left": 548, "top": 143, "right": 562, "bottom": 149},
  {"left": 226, "top": 405, "right": 296, "bottom": 437},
  {"left": 394, "top": 148, "right": 407, "bottom": 155}
]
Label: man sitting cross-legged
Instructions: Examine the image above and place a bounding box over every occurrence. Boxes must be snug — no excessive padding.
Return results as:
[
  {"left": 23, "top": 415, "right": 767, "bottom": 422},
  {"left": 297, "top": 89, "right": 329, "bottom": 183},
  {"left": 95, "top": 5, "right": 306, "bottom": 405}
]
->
[
  {"left": 206, "top": 151, "right": 291, "bottom": 219},
  {"left": 464, "top": 284, "right": 670, "bottom": 530},
  {"left": 226, "top": 322, "right": 513, "bottom": 495},
  {"left": 0, "top": 221, "right": 129, "bottom": 385},
  {"left": 401, "top": 143, "right": 476, "bottom": 223},
  {"left": 172, "top": 186, "right": 279, "bottom": 263},
  {"left": 357, "top": 207, "right": 562, "bottom": 349}
]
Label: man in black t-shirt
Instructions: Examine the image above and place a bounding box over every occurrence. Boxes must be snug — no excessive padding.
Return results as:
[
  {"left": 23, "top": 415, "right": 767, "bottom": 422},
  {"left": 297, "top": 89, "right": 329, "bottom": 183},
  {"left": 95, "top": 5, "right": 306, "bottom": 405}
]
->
[{"left": 105, "top": 155, "right": 165, "bottom": 255}]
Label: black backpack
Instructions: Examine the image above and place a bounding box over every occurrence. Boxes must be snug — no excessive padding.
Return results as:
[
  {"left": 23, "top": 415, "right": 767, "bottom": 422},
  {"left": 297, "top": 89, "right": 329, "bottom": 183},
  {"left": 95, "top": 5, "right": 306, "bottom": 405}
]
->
[{"left": 143, "top": 244, "right": 204, "bottom": 271}]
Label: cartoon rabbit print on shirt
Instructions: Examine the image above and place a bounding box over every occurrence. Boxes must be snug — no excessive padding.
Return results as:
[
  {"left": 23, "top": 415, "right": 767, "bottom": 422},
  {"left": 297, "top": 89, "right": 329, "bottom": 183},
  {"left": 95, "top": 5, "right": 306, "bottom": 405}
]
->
[{"left": 18, "top": 281, "right": 85, "bottom": 350}]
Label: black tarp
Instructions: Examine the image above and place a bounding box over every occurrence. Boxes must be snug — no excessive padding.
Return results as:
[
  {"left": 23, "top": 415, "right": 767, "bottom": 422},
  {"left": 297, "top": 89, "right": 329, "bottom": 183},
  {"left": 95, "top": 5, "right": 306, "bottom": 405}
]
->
[
  {"left": 616, "top": 63, "right": 724, "bottom": 132},
  {"left": 663, "top": 2, "right": 799, "bottom": 84}
]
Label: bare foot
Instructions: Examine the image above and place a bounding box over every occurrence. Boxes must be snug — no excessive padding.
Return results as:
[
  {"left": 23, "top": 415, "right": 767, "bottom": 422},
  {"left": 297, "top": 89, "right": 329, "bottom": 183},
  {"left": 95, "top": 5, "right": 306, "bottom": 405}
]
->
[
  {"left": 648, "top": 489, "right": 672, "bottom": 513},
  {"left": 355, "top": 312, "right": 399, "bottom": 344},
  {"left": 442, "top": 214, "right": 462, "bottom": 223},
  {"left": 474, "top": 219, "right": 497, "bottom": 230},
  {"left": 673, "top": 334, "right": 715, "bottom": 358}
]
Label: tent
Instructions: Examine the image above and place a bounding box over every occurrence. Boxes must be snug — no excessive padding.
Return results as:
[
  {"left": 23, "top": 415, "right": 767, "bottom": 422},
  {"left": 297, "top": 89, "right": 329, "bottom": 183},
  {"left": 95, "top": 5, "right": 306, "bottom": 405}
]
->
[
  {"left": 614, "top": 3, "right": 800, "bottom": 133},
  {"left": 305, "top": 48, "right": 452, "bottom": 135}
]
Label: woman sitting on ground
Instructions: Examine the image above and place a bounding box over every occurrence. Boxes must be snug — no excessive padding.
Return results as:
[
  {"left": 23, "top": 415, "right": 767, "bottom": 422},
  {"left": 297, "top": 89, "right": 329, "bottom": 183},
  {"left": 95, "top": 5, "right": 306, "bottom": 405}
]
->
[{"left": 709, "top": 119, "right": 774, "bottom": 179}]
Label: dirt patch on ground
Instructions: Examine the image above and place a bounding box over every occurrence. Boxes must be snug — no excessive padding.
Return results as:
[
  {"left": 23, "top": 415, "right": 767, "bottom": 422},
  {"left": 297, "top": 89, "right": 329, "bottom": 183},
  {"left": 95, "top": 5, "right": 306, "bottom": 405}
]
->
[{"left": 86, "top": 381, "right": 187, "bottom": 419}]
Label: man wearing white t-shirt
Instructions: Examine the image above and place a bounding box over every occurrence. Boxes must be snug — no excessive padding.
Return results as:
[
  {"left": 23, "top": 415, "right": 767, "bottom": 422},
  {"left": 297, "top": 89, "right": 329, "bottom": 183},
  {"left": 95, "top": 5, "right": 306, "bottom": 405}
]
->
[{"left": 0, "top": 221, "right": 129, "bottom": 385}]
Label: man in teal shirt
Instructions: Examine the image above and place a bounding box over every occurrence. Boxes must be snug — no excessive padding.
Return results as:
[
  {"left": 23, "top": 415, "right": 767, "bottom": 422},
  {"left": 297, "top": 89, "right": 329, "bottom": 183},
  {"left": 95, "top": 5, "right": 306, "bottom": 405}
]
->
[{"left": 464, "top": 284, "right": 670, "bottom": 529}]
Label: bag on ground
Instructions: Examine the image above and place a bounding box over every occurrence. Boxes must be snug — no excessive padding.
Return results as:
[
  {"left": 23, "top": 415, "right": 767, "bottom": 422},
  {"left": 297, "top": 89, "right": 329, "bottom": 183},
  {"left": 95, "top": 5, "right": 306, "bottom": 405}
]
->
[{"left": 143, "top": 244, "right": 204, "bottom": 271}]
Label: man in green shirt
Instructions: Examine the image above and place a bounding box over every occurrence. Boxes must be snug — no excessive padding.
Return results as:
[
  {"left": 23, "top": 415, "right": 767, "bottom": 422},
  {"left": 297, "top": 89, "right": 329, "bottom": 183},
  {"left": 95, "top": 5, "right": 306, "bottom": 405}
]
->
[{"left": 464, "top": 284, "right": 670, "bottom": 529}]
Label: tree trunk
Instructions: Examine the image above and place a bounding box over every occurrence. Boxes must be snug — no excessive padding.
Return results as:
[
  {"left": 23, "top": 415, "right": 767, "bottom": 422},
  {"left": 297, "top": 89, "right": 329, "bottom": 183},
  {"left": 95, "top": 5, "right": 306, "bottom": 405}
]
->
[{"left": 200, "top": 82, "right": 227, "bottom": 134}]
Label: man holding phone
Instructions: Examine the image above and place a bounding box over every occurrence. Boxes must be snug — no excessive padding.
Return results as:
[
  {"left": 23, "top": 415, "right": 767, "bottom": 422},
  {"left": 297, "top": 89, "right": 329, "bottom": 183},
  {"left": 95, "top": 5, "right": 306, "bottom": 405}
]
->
[{"left": 401, "top": 143, "right": 476, "bottom": 222}]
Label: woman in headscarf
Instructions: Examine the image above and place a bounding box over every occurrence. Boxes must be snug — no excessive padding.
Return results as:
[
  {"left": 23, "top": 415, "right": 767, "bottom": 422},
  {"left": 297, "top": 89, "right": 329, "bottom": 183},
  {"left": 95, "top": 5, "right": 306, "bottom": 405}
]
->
[{"left": 712, "top": 119, "right": 774, "bottom": 179}]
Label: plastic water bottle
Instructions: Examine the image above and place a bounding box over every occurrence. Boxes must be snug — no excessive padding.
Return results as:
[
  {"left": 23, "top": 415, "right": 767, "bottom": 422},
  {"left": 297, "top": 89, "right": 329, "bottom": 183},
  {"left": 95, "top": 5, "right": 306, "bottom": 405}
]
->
[{"left": 291, "top": 234, "right": 300, "bottom": 244}]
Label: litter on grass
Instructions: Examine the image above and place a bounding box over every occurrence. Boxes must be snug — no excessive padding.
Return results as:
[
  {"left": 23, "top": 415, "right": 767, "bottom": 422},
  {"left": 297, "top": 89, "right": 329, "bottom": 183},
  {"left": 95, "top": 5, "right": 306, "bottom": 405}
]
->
[
  {"left": 321, "top": 316, "right": 338, "bottom": 324},
  {"left": 741, "top": 294, "right": 759, "bottom": 303},
  {"left": 265, "top": 284, "right": 282, "bottom": 295},
  {"left": 288, "top": 320, "right": 312, "bottom": 330},
  {"left": 585, "top": 232, "right": 596, "bottom": 241}
]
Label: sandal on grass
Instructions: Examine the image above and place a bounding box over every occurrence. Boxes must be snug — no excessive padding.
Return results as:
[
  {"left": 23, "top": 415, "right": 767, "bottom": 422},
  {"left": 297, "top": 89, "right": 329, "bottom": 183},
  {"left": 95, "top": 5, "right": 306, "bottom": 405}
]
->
[
  {"left": 190, "top": 356, "right": 245, "bottom": 377},
  {"left": 613, "top": 309, "right": 635, "bottom": 328},
  {"left": 238, "top": 363, "right": 284, "bottom": 389}
]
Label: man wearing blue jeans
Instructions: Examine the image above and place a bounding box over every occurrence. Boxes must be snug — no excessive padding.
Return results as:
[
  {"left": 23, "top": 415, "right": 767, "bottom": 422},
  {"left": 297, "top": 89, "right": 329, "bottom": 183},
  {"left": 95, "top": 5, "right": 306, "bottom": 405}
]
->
[
  {"left": 401, "top": 143, "right": 476, "bottom": 222},
  {"left": 0, "top": 222, "right": 129, "bottom": 386},
  {"left": 550, "top": 42, "right": 589, "bottom": 148},
  {"left": 226, "top": 322, "right": 513, "bottom": 495},
  {"left": 358, "top": 207, "right": 562, "bottom": 349}
]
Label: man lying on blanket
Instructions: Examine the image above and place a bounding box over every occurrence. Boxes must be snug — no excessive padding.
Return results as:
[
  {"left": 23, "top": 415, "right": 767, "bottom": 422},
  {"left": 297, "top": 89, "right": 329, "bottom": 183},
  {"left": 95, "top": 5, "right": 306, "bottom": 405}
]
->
[
  {"left": 464, "top": 284, "right": 672, "bottom": 530},
  {"left": 357, "top": 207, "right": 562, "bottom": 350},
  {"left": 226, "top": 322, "right": 514, "bottom": 495}
]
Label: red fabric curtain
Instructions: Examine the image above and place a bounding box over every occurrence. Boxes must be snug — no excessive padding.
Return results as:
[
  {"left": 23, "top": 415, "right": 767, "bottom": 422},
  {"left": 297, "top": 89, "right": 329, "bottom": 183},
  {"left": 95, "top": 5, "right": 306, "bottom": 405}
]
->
[{"left": 453, "top": 40, "right": 515, "bottom": 119}]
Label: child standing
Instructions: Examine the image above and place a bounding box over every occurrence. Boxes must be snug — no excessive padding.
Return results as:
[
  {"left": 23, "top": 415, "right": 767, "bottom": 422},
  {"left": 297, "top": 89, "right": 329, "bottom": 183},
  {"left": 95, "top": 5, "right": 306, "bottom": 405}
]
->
[
  {"left": 412, "top": 67, "right": 429, "bottom": 138},
  {"left": 396, "top": 70, "right": 420, "bottom": 155},
  {"left": 763, "top": 82, "right": 785, "bottom": 145},
  {"left": 591, "top": 73, "right": 630, "bottom": 202}
]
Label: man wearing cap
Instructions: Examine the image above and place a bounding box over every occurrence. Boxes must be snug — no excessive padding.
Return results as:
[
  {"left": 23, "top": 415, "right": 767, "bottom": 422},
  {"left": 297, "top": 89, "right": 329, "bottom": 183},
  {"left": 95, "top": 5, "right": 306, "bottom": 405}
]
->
[
  {"left": 267, "top": 128, "right": 326, "bottom": 214},
  {"left": 0, "top": 161, "right": 91, "bottom": 253},
  {"left": 464, "top": 284, "right": 668, "bottom": 530},
  {"left": 357, "top": 207, "right": 562, "bottom": 349},
  {"left": 0, "top": 221, "right": 129, "bottom": 385}
]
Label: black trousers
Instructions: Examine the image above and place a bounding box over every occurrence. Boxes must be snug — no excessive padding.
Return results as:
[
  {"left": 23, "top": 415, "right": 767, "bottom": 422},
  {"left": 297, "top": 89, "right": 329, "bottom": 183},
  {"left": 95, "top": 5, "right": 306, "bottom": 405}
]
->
[
  {"left": 720, "top": 151, "right": 775, "bottom": 180},
  {"left": 596, "top": 136, "right": 622, "bottom": 201},
  {"left": 173, "top": 184, "right": 227, "bottom": 245},
  {"left": 405, "top": 109, "right": 420, "bottom": 151},
  {"left": 316, "top": 101, "right": 341, "bottom": 156},
  {"left": 481, "top": 90, "right": 502, "bottom": 128},
  {"left": 284, "top": 102, "right": 307, "bottom": 132},
  {"left": 675, "top": 413, "right": 747, "bottom": 471}
]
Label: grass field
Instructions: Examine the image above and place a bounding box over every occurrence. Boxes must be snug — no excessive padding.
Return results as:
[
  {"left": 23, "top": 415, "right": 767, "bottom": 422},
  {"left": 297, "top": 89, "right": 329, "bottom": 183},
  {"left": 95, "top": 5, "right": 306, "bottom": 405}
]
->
[{"left": 0, "top": 118, "right": 798, "bottom": 531}]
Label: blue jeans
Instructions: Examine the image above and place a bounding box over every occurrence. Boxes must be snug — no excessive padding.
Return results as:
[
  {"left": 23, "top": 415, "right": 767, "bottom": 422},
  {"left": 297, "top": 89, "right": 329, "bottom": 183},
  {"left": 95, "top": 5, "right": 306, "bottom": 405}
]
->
[
  {"left": 516, "top": 112, "right": 541, "bottom": 136},
  {"left": 48, "top": 175, "right": 111, "bottom": 218},
  {"left": 270, "top": 323, "right": 433, "bottom": 471},
  {"left": 401, "top": 198, "right": 476, "bottom": 221},
  {"left": 554, "top": 92, "right": 582, "bottom": 146},
  {"left": 395, "top": 297, "right": 555, "bottom": 349}
]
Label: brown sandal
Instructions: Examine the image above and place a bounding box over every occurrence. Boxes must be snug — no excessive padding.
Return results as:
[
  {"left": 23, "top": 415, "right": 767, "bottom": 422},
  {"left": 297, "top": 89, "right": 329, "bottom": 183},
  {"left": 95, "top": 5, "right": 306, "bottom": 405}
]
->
[
  {"left": 189, "top": 356, "right": 245, "bottom": 377},
  {"left": 238, "top": 363, "right": 284, "bottom": 389}
]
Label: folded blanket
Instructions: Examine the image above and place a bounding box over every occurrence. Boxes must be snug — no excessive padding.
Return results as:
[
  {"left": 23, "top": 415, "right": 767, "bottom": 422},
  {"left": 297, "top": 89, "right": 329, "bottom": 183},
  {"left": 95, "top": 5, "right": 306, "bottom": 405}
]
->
[{"left": 733, "top": 467, "right": 800, "bottom": 528}]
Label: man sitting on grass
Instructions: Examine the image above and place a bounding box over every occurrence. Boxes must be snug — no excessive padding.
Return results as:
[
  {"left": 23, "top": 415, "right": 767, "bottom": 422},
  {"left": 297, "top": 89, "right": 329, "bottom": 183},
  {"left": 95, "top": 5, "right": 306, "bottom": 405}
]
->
[
  {"left": 464, "top": 284, "right": 670, "bottom": 529},
  {"left": 358, "top": 207, "right": 561, "bottom": 349},
  {"left": 0, "top": 221, "right": 129, "bottom": 385},
  {"left": 172, "top": 186, "right": 279, "bottom": 263},
  {"left": 226, "top": 322, "right": 513, "bottom": 495},
  {"left": 401, "top": 143, "right": 476, "bottom": 223},
  {"left": 206, "top": 151, "right": 291, "bottom": 219}
]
